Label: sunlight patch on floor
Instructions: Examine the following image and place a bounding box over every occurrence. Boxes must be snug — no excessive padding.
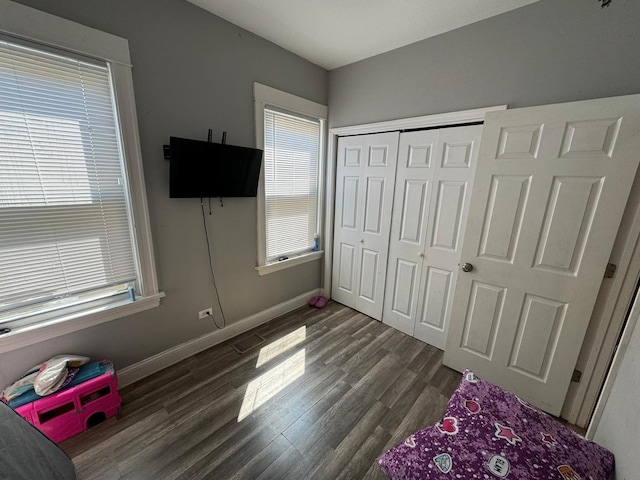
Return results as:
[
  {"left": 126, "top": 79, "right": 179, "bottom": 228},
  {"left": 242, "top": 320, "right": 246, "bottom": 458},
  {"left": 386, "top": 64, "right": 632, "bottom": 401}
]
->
[
  {"left": 256, "top": 326, "right": 306, "bottom": 367},
  {"left": 238, "top": 349, "right": 306, "bottom": 421}
]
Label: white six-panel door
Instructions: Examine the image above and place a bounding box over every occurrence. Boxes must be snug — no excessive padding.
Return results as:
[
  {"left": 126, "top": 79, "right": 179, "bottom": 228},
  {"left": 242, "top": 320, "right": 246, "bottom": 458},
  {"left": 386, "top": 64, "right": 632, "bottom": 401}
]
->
[
  {"left": 383, "top": 125, "right": 482, "bottom": 348},
  {"left": 443, "top": 95, "right": 640, "bottom": 416},
  {"left": 332, "top": 132, "right": 399, "bottom": 320}
]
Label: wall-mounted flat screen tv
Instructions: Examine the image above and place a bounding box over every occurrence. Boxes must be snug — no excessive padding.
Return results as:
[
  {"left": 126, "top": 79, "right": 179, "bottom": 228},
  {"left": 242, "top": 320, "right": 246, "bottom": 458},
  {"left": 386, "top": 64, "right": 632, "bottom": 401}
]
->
[{"left": 169, "top": 136, "right": 263, "bottom": 198}]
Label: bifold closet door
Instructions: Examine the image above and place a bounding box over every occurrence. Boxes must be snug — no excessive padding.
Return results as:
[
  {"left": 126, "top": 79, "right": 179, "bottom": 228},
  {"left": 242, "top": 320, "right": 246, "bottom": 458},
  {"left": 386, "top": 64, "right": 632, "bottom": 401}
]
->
[
  {"left": 332, "top": 132, "right": 399, "bottom": 320},
  {"left": 383, "top": 125, "right": 483, "bottom": 349},
  {"left": 381, "top": 130, "right": 439, "bottom": 336}
]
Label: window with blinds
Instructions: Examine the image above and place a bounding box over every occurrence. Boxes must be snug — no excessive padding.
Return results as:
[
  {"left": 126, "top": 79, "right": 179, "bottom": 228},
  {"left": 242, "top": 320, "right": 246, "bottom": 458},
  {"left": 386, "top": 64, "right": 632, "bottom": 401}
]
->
[
  {"left": 263, "top": 107, "right": 320, "bottom": 262},
  {"left": 0, "top": 39, "right": 138, "bottom": 325}
]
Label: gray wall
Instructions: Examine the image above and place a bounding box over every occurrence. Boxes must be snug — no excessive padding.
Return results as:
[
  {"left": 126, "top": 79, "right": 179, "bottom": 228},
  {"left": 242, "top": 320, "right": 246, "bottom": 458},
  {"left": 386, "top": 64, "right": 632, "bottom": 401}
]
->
[
  {"left": 0, "top": 0, "right": 327, "bottom": 387},
  {"left": 329, "top": 0, "right": 640, "bottom": 128},
  {"left": 593, "top": 315, "right": 640, "bottom": 480}
]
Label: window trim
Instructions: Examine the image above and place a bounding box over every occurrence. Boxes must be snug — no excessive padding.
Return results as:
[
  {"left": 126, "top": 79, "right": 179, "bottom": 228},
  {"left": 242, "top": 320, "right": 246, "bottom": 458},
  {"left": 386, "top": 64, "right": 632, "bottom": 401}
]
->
[
  {"left": 0, "top": 1, "right": 162, "bottom": 353},
  {"left": 253, "top": 83, "right": 327, "bottom": 276}
]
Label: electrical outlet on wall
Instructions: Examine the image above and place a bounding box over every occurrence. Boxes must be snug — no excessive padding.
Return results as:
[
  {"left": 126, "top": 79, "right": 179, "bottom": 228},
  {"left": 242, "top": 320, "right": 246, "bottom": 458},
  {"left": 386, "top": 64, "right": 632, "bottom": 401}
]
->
[{"left": 198, "top": 308, "right": 213, "bottom": 320}]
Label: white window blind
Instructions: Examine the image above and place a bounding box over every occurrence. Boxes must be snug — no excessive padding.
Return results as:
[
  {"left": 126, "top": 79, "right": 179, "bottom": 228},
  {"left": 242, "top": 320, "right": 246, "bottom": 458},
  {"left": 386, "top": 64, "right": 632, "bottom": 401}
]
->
[
  {"left": 0, "top": 39, "right": 137, "bottom": 323},
  {"left": 264, "top": 107, "right": 320, "bottom": 262}
]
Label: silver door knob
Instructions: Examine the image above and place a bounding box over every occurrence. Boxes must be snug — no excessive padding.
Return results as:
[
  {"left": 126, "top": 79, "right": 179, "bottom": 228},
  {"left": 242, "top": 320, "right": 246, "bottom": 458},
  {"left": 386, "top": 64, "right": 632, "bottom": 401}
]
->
[
  {"left": 418, "top": 252, "right": 424, "bottom": 258},
  {"left": 461, "top": 262, "right": 474, "bottom": 272}
]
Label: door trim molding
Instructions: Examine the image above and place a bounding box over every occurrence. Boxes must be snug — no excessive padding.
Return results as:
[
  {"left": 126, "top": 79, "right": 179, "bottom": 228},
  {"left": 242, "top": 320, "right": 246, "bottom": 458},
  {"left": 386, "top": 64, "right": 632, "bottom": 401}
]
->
[
  {"left": 586, "top": 286, "right": 640, "bottom": 439},
  {"left": 322, "top": 105, "right": 507, "bottom": 300},
  {"left": 329, "top": 106, "right": 507, "bottom": 137},
  {"left": 568, "top": 167, "right": 640, "bottom": 428}
]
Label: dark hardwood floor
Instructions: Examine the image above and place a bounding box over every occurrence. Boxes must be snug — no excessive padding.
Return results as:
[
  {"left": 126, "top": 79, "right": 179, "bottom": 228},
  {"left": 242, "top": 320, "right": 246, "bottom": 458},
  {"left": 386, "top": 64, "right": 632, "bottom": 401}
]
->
[{"left": 62, "top": 301, "right": 461, "bottom": 479}]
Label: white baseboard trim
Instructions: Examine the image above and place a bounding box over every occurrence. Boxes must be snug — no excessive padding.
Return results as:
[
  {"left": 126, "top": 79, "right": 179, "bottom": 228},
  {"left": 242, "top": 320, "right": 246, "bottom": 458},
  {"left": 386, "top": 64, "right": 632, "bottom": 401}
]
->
[{"left": 118, "top": 288, "right": 321, "bottom": 387}]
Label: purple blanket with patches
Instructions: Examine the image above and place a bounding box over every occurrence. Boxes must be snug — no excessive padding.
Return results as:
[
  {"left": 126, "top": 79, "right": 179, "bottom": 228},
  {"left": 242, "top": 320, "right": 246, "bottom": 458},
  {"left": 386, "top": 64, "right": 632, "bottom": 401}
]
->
[{"left": 377, "top": 370, "right": 614, "bottom": 479}]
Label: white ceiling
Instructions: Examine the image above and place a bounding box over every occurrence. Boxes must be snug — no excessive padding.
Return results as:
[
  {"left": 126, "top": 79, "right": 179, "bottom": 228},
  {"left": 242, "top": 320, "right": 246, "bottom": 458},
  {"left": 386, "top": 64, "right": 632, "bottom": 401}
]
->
[{"left": 187, "top": 0, "right": 539, "bottom": 70}]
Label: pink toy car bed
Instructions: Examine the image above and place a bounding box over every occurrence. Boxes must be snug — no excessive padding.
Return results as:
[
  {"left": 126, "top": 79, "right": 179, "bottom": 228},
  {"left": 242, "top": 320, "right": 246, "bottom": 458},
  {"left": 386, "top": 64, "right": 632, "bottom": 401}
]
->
[{"left": 14, "top": 360, "right": 121, "bottom": 444}]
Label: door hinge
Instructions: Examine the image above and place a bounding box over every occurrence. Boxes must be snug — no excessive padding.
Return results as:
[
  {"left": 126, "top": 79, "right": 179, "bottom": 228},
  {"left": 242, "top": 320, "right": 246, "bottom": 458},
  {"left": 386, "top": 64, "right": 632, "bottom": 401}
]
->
[
  {"left": 571, "top": 369, "right": 582, "bottom": 383},
  {"left": 604, "top": 263, "right": 617, "bottom": 279}
]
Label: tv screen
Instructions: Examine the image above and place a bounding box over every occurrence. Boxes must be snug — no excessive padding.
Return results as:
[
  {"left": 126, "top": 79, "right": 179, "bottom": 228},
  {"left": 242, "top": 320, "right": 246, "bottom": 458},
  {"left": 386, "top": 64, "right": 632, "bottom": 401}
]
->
[{"left": 169, "top": 137, "right": 263, "bottom": 198}]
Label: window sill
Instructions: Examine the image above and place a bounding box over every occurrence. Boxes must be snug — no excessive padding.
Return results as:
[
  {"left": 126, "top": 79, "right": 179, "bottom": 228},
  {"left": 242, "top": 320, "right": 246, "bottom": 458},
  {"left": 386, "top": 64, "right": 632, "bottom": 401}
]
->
[
  {"left": 256, "top": 251, "right": 324, "bottom": 276},
  {"left": 0, "top": 292, "right": 165, "bottom": 354}
]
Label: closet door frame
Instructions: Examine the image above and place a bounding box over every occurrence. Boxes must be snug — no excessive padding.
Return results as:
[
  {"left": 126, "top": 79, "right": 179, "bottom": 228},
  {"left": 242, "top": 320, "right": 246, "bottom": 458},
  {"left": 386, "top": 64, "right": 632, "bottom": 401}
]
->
[{"left": 324, "top": 105, "right": 507, "bottom": 300}]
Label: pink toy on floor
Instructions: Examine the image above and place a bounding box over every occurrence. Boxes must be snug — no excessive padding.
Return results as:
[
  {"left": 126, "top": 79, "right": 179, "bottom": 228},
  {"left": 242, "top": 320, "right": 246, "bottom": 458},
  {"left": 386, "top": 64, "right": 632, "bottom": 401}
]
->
[
  {"left": 308, "top": 296, "right": 328, "bottom": 308},
  {"left": 15, "top": 362, "right": 121, "bottom": 443}
]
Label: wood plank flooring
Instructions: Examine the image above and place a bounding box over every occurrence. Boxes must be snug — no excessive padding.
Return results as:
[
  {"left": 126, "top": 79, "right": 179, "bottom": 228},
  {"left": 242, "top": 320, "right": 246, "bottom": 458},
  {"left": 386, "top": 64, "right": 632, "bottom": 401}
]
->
[{"left": 62, "top": 301, "right": 460, "bottom": 479}]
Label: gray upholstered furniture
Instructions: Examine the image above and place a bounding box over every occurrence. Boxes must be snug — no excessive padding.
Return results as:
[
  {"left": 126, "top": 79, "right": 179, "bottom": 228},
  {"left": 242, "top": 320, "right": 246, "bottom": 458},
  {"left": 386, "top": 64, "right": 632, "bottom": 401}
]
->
[{"left": 0, "top": 401, "right": 77, "bottom": 480}]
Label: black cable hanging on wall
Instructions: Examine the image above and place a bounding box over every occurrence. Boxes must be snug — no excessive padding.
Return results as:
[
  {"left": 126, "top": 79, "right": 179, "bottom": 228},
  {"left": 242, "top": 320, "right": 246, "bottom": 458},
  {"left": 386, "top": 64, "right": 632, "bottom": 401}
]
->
[
  {"left": 199, "top": 128, "right": 228, "bottom": 330},
  {"left": 201, "top": 199, "right": 227, "bottom": 330}
]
